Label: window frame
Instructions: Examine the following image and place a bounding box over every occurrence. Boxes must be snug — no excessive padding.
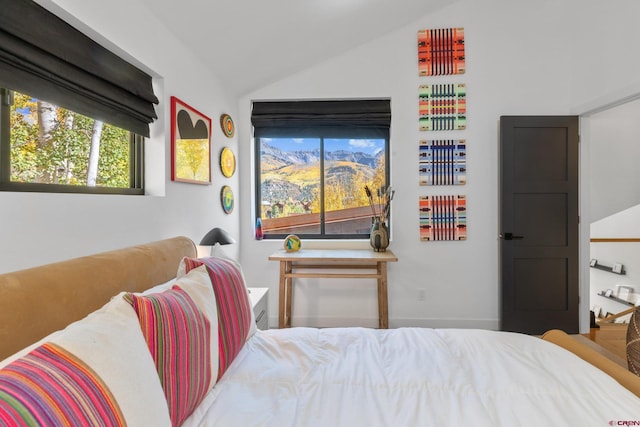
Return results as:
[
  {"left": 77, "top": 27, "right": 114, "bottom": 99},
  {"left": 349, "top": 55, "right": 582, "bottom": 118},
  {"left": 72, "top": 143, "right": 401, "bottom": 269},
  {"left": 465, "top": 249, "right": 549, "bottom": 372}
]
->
[
  {"left": 0, "top": 0, "right": 157, "bottom": 195},
  {"left": 0, "top": 87, "right": 144, "bottom": 195},
  {"left": 254, "top": 131, "right": 390, "bottom": 240}
]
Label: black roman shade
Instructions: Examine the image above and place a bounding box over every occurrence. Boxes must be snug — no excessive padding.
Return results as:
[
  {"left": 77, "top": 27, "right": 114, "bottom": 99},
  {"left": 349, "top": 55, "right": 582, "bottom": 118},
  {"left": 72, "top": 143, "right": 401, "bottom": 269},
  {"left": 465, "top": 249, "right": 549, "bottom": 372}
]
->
[
  {"left": 251, "top": 99, "right": 391, "bottom": 138},
  {"left": 0, "top": 0, "right": 158, "bottom": 137}
]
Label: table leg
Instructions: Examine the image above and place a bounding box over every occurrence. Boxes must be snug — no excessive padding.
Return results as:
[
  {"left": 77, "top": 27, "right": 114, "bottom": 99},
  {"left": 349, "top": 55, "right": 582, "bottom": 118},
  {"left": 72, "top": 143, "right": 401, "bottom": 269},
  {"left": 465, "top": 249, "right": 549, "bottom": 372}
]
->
[
  {"left": 377, "top": 261, "right": 389, "bottom": 329},
  {"left": 285, "top": 261, "right": 293, "bottom": 328},
  {"left": 278, "top": 261, "right": 287, "bottom": 328}
]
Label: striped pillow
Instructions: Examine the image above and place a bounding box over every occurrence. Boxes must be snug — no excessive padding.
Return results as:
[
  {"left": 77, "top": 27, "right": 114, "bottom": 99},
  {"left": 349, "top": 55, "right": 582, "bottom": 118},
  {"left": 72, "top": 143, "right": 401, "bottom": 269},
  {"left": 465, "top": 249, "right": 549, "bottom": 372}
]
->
[
  {"left": 0, "top": 342, "right": 125, "bottom": 426},
  {"left": 182, "top": 257, "right": 253, "bottom": 380},
  {"left": 126, "top": 285, "right": 212, "bottom": 426}
]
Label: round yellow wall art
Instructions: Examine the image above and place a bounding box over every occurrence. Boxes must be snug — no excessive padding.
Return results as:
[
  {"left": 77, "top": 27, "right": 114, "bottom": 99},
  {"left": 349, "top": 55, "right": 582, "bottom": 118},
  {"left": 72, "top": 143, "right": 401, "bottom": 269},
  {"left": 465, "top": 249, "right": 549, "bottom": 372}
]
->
[{"left": 220, "top": 147, "right": 236, "bottom": 178}]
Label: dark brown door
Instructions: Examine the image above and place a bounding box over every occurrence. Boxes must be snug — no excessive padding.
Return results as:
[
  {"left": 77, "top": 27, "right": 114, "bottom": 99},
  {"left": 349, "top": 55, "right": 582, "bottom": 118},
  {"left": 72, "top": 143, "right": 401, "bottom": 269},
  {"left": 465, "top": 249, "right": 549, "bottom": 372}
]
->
[{"left": 500, "top": 116, "right": 579, "bottom": 335}]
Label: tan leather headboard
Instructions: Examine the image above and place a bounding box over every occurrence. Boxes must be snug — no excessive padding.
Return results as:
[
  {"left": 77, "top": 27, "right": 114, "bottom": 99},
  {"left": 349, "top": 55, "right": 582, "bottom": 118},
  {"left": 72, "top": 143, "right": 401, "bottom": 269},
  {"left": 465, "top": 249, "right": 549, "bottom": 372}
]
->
[
  {"left": 0, "top": 236, "right": 196, "bottom": 361},
  {"left": 541, "top": 329, "right": 640, "bottom": 398}
]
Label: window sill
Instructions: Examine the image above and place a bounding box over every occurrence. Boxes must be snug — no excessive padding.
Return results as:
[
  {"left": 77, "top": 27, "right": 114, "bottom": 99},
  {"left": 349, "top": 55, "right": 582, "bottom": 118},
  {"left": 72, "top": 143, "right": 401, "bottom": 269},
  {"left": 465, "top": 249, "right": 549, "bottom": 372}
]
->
[{"left": 254, "top": 238, "right": 376, "bottom": 250}]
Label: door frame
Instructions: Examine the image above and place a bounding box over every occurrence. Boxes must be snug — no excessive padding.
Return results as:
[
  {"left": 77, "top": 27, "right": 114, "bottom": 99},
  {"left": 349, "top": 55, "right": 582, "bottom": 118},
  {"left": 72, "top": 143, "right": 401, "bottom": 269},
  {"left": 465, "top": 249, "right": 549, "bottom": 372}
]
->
[{"left": 575, "top": 89, "right": 640, "bottom": 333}]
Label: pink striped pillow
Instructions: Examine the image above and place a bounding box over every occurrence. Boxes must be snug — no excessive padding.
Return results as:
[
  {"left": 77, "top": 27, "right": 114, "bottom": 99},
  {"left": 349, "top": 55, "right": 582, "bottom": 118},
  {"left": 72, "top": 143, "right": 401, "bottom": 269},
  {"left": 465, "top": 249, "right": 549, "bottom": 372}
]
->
[
  {"left": 181, "top": 257, "right": 252, "bottom": 381},
  {"left": 125, "top": 285, "right": 212, "bottom": 426},
  {"left": 0, "top": 342, "right": 125, "bottom": 426}
]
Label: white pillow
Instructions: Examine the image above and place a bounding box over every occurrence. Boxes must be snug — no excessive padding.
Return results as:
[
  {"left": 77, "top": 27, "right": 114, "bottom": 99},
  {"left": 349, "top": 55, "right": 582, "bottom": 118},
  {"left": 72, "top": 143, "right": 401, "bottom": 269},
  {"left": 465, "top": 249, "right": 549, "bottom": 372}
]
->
[
  {"left": 177, "top": 255, "right": 257, "bottom": 339},
  {"left": 0, "top": 293, "right": 173, "bottom": 426},
  {"left": 141, "top": 277, "right": 177, "bottom": 294}
]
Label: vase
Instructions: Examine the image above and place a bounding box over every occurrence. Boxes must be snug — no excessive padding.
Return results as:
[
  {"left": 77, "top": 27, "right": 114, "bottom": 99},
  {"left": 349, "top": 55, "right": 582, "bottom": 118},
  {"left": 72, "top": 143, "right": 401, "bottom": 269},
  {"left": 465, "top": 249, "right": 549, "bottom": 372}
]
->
[
  {"left": 370, "top": 217, "right": 389, "bottom": 252},
  {"left": 255, "top": 217, "right": 264, "bottom": 240}
]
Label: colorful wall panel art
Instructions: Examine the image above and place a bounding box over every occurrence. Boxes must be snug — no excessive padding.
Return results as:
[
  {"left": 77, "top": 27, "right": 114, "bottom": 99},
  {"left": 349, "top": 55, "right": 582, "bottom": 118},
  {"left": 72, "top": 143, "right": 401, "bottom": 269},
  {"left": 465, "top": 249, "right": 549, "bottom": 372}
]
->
[
  {"left": 419, "top": 84, "right": 466, "bottom": 131},
  {"left": 419, "top": 139, "right": 466, "bottom": 185},
  {"left": 418, "top": 28, "right": 465, "bottom": 76},
  {"left": 419, "top": 195, "right": 467, "bottom": 241}
]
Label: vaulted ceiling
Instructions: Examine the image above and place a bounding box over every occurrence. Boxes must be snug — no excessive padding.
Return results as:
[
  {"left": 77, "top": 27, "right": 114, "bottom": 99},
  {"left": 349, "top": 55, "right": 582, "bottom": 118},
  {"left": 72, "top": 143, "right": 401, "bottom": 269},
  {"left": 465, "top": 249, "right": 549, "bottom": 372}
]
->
[{"left": 136, "top": 0, "right": 460, "bottom": 96}]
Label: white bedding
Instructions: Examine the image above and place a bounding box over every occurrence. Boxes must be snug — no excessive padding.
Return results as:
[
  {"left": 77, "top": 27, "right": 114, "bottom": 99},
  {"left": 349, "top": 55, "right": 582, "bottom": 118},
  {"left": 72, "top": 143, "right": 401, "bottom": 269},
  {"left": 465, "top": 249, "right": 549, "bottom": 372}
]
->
[{"left": 184, "top": 327, "right": 640, "bottom": 427}]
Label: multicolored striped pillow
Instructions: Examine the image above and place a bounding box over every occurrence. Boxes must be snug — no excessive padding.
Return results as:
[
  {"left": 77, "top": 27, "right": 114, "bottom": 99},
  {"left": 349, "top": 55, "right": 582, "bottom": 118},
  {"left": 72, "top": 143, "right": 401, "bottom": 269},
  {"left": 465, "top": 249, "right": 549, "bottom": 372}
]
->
[
  {"left": 181, "top": 257, "right": 253, "bottom": 381},
  {"left": 0, "top": 342, "right": 125, "bottom": 426},
  {"left": 126, "top": 285, "right": 212, "bottom": 426}
]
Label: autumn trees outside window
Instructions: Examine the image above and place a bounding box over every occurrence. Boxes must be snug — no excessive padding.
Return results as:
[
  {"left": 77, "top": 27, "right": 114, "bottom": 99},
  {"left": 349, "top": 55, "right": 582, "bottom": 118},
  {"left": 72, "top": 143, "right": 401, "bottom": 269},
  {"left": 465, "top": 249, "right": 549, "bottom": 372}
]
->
[
  {"left": 0, "top": 0, "right": 157, "bottom": 194},
  {"left": 0, "top": 89, "right": 142, "bottom": 193},
  {"left": 252, "top": 100, "right": 391, "bottom": 239}
]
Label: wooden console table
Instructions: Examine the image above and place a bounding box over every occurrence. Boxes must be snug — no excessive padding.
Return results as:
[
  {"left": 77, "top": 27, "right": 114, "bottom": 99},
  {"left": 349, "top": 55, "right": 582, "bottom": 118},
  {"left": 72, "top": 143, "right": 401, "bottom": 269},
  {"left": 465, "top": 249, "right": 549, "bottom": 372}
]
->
[{"left": 268, "top": 249, "right": 398, "bottom": 329}]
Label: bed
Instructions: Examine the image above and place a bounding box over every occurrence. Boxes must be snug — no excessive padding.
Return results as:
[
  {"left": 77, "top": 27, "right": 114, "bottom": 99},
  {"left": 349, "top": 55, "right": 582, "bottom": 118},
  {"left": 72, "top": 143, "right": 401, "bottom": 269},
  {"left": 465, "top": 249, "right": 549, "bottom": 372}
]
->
[
  {"left": 1, "top": 236, "right": 639, "bottom": 426},
  {"left": 191, "top": 327, "right": 640, "bottom": 426}
]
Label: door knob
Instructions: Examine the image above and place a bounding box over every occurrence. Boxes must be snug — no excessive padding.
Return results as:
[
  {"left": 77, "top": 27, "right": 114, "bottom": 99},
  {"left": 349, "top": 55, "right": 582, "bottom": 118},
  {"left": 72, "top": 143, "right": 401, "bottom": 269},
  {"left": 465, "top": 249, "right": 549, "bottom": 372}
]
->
[{"left": 503, "top": 232, "right": 524, "bottom": 240}]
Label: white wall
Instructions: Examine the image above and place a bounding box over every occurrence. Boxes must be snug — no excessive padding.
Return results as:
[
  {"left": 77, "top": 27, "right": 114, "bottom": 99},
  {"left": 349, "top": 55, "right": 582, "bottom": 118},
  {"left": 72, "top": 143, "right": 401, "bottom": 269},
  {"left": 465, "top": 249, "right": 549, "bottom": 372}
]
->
[
  {"left": 0, "top": 0, "right": 241, "bottom": 273},
  {"left": 589, "top": 240, "right": 640, "bottom": 321},
  {"left": 239, "top": 0, "right": 580, "bottom": 329},
  {"left": 590, "top": 206, "right": 640, "bottom": 318},
  {"left": 585, "top": 99, "right": 640, "bottom": 222},
  {"left": 4, "top": 0, "right": 640, "bottom": 332},
  {"left": 592, "top": 205, "right": 640, "bottom": 238},
  {"left": 238, "top": 0, "right": 640, "bottom": 330},
  {"left": 569, "top": 1, "right": 640, "bottom": 113},
  {"left": 573, "top": 0, "right": 640, "bottom": 330}
]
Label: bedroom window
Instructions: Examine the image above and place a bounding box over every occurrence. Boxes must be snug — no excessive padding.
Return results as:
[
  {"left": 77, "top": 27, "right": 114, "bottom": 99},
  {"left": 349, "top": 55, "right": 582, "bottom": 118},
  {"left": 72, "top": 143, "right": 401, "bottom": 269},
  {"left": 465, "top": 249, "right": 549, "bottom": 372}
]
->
[
  {"left": 252, "top": 99, "right": 391, "bottom": 239},
  {"left": 0, "top": 89, "right": 143, "bottom": 193},
  {"left": 0, "top": 0, "right": 157, "bottom": 194}
]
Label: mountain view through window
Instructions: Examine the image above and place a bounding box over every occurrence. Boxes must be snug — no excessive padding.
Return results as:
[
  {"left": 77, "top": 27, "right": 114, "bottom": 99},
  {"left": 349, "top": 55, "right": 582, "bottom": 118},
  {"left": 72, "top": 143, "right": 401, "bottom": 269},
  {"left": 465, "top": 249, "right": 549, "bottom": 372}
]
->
[{"left": 257, "top": 137, "right": 387, "bottom": 238}]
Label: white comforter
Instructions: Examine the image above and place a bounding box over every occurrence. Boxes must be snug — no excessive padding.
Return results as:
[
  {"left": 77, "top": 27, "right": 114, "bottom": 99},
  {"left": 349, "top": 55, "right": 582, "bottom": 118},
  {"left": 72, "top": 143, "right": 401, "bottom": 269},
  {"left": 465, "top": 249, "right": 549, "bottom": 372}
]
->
[{"left": 184, "top": 328, "right": 640, "bottom": 427}]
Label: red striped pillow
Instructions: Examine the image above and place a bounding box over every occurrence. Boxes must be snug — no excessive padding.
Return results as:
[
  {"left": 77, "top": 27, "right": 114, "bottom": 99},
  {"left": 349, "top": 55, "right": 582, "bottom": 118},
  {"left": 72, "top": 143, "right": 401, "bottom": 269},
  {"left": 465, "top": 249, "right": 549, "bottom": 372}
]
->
[
  {"left": 182, "top": 257, "right": 252, "bottom": 380},
  {"left": 0, "top": 342, "right": 125, "bottom": 426},
  {"left": 126, "top": 285, "right": 212, "bottom": 426}
]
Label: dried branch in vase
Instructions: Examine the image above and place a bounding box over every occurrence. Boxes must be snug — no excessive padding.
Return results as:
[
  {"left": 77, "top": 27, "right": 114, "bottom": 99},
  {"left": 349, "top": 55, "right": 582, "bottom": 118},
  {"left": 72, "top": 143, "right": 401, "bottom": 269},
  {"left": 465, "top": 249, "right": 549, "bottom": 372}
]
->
[
  {"left": 364, "top": 185, "right": 378, "bottom": 218},
  {"left": 364, "top": 185, "right": 394, "bottom": 224}
]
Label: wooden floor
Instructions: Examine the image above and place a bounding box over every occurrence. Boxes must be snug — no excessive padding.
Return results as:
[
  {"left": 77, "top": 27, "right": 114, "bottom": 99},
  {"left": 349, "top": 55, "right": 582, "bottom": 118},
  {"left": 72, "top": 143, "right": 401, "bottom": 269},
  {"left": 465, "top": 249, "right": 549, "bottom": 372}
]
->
[{"left": 581, "top": 323, "right": 628, "bottom": 367}]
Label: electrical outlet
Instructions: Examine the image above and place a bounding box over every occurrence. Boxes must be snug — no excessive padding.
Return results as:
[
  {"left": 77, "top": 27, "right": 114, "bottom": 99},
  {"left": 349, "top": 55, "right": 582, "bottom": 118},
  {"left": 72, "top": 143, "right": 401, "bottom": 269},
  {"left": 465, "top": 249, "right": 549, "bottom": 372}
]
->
[{"left": 417, "top": 288, "right": 426, "bottom": 302}]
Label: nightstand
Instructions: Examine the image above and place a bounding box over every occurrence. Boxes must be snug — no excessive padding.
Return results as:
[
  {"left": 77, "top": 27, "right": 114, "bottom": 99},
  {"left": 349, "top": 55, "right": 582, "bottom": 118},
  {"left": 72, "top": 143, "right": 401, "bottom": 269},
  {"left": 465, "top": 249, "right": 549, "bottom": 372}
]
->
[{"left": 247, "top": 287, "right": 269, "bottom": 330}]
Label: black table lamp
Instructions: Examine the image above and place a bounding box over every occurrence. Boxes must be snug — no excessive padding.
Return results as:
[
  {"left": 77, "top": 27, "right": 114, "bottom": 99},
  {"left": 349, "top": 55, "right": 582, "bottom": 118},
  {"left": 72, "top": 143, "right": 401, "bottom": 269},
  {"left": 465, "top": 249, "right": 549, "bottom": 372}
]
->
[{"left": 200, "top": 227, "right": 236, "bottom": 247}]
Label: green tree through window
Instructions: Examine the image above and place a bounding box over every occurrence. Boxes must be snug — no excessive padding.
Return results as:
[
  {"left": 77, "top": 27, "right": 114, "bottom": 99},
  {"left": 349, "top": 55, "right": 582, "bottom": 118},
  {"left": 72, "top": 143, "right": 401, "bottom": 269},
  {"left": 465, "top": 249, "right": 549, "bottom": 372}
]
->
[{"left": 1, "top": 89, "right": 143, "bottom": 194}]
